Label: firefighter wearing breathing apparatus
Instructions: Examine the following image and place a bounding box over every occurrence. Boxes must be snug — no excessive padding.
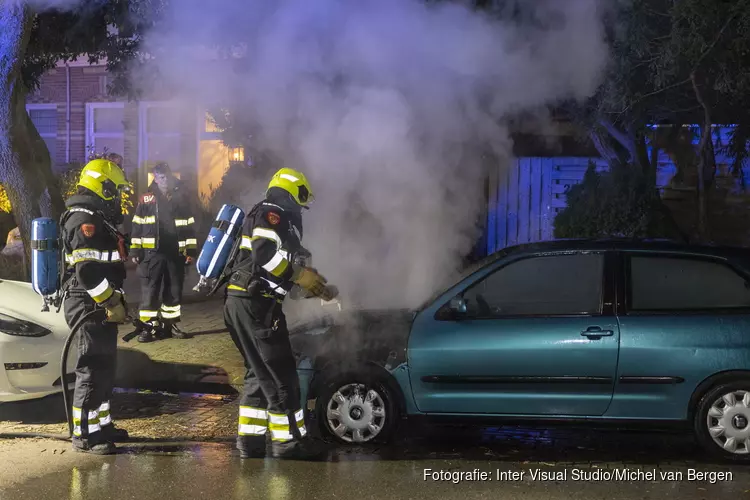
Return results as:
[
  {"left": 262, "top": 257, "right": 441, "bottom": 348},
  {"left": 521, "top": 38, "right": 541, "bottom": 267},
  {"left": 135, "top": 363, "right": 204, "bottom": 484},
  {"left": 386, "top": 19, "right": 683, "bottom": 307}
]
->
[
  {"left": 223, "top": 167, "right": 338, "bottom": 460},
  {"left": 61, "top": 159, "right": 131, "bottom": 455},
  {"left": 130, "top": 162, "right": 198, "bottom": 342}
]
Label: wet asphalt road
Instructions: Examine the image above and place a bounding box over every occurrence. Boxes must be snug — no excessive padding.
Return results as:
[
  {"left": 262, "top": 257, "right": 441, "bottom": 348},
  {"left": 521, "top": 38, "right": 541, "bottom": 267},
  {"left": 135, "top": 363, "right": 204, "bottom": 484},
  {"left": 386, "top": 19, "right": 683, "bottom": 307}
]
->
[{"left": 2, "top": 425, "right": 750, "bottom": 499}]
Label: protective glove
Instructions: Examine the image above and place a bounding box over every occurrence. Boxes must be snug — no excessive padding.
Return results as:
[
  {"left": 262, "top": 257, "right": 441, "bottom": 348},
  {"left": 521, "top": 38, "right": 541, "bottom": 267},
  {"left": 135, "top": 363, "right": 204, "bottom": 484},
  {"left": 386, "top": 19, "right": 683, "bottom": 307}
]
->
[
  {"left": 103, "top": 290, "right": 128, "bottom": 324},
  {"left": 292, "top": 267, "right": 329, "bottom": 298}
]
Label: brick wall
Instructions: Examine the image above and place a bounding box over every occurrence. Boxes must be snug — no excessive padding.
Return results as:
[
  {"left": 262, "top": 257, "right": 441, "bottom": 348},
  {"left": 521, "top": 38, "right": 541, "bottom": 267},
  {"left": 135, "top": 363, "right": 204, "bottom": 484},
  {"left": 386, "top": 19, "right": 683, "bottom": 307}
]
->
[
  {"left": 28, "top": 65, "right": 122, "bottom": 168},
  {"left": 26, "top": 64, "right": 208, "bottom": 197}
]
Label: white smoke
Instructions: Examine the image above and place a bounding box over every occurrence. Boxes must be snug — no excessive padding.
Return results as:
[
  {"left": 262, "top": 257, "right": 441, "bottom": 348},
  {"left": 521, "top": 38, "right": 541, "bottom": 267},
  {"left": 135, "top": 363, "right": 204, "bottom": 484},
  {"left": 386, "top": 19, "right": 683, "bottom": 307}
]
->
[
  {"left": 18, "top": 0, "right": 84, "bottom": 10},
  {"left": 137, "top": 0, "right": 611, "bottom": 310}
]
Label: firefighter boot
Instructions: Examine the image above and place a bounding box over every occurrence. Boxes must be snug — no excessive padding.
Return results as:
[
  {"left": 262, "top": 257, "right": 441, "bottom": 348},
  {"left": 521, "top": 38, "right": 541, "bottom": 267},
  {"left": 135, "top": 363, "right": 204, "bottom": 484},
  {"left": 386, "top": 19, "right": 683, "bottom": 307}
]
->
[
  {"left": 137, "top": 322, "right": 157, "bottom": 343},
  {"left": 72, "top": 437, "right": 117, "bottom": 455},
  {"left": 101, "top": 424, "right": 130, "bottom": 442},
  {"left": 237, "top": 435, "right": 266, "bottom": 459},
  {"left": 161, "top": 320, "right": 192, "bottom": 340},
  {"left": 270, "top": 438, "right": 329, "bottom": 461}
]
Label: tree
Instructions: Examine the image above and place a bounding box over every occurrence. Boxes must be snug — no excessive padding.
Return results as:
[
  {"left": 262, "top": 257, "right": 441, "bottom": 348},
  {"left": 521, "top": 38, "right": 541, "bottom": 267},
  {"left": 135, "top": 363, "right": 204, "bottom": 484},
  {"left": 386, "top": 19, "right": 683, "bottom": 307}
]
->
[
  {"left": 0, "top": 0, "right": 160, "bottom": 271},
  {"left": 571, "top": 0, "right": 750, "bottom": 242},
  {"left": 554, "top": 162, "right": 678, "bottom": 240}
]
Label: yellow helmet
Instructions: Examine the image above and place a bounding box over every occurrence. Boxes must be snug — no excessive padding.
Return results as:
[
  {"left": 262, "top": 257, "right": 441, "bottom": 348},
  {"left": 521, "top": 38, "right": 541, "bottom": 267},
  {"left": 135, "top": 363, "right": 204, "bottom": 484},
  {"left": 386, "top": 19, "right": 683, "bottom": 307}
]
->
[
  {"left": 77, "top": 159, "right": 131, "bottom": 201},
  {"left": 266, "top": 168, "right": 314, "bottom": 207}
]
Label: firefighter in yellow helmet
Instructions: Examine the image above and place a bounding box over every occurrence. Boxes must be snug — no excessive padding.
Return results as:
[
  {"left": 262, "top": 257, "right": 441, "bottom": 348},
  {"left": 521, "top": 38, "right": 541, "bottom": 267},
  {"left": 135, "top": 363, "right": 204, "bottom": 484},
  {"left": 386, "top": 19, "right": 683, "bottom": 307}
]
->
[
  {"left": 61, "top": 158, "right": 131, "bottom": 454},
  {"left": 222, "top": 167, "right": 338, "bottom": 460}
]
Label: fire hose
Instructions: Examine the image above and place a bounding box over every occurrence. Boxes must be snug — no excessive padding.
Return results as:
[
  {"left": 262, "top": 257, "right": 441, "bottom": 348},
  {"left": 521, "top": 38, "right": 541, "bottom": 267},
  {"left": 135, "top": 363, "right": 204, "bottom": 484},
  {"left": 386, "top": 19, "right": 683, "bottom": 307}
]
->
[
  {"left": 0, "top": 278, "right": 339, "bottom": 442},
  {"left": 0, "top": 309, "right": 115, "bottom": 441}
]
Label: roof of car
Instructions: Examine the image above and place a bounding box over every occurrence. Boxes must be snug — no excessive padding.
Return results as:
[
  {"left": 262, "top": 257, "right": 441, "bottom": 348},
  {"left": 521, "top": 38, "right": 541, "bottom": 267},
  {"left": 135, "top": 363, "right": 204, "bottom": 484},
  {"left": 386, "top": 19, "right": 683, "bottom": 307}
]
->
[{"left": 499, "top": 238, "right": 750, "bottom": 259}]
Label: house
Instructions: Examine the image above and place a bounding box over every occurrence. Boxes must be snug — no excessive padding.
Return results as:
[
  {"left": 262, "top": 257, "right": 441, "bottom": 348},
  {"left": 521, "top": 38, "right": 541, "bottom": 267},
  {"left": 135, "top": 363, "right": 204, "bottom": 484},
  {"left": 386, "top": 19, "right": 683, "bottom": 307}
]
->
[
  {"left": 25, "top": 59, "right": 239, "bottom": 202},
  {"left": 29, "top": 61, "right": 748, "bottom": 257}
]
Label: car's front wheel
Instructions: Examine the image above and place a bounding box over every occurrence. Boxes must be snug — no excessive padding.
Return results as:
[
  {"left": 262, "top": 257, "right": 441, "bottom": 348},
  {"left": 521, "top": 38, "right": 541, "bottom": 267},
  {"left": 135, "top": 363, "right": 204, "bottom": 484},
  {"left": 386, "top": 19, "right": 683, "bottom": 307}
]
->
[
  {"left": 314, "top": 372, "right": 399, "bottom": 445},
  {"left": 694, "top": 379, "right": 750, "bottom": 461}
]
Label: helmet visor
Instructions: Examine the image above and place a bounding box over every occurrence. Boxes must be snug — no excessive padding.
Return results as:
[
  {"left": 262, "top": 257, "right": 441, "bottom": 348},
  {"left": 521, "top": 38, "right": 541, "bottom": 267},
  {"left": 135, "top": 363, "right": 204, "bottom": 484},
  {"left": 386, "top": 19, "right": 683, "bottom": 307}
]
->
[{"left": 298, "top": 185, "right": 313, "bottom": 206}]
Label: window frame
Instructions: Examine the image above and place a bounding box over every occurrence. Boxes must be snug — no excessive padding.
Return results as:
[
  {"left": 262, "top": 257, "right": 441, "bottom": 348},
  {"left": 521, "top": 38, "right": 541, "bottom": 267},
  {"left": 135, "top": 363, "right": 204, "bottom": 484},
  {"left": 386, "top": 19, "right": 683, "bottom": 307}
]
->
[
  {"left": 436, "top": 250, "right": 614, "bottom": 321},
  {"left": 195, "top": 107, "right": 224, "bottom": 175},
  {"left": 26, "top": 104, "right": 57, "bottom": 159},
  {"left": 85, "top": 102, "right": 125, "bottom": 157},
  {"left": 138, "top": 101, "right": 187, "bottom": 186},
  {"left": 621, "top": 251, "right": 750, "bottom": 316}
]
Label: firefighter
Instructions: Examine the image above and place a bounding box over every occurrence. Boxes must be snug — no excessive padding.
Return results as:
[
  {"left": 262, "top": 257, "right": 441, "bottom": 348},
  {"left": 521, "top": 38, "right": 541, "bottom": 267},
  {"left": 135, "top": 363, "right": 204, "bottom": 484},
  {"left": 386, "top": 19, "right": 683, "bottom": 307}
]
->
[
  {"left": 224, "top": 167, "right": 338, "bottom": 460},
  {"left": 130, "top": 162, "right": 197, "bottom": 342},
  {"left": 62, "top": 158, "right": 131, "bottom": 454}
]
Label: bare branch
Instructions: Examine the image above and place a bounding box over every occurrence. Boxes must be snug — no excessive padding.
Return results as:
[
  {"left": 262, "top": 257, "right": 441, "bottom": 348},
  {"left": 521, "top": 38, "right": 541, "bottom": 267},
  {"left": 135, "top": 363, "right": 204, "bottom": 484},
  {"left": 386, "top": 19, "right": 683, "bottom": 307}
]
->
[
  {"left": 692, "top": 9, "right": 740, "bottom": 72},
  {"left": 615, "top": 78, "right": 692, "bottom": 117}
]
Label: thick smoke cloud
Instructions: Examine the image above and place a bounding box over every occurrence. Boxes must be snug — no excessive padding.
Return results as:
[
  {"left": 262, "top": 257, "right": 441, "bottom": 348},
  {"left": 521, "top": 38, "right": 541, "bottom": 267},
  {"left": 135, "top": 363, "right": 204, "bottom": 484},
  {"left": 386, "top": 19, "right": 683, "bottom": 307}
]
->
[{"left": 138, "top": 0, "right": 611, "bottom": 311}]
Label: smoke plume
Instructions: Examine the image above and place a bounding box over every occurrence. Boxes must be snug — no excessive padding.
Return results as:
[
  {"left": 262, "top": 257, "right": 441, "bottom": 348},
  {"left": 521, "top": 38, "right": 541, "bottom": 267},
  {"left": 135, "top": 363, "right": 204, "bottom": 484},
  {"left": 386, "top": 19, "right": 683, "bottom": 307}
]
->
[{"left": 137, "top": 0, "right": 611, "bottom": 311}]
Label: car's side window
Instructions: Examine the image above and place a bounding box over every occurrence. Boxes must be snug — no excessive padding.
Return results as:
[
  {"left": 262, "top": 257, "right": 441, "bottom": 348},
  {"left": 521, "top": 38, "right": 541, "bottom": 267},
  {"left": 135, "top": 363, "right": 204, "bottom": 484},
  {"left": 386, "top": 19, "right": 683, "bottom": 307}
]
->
[
  {"left": 460, "top": 253, "right": 604, "bottom": 318},
  {"left": 628, "top": 255, "right": 750, "bottom": 312}
]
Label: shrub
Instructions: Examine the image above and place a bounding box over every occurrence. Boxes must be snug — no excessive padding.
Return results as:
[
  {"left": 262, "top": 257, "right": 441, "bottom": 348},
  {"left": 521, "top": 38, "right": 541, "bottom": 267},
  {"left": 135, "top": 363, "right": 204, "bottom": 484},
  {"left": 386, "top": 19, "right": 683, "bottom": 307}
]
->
[
  {"left": 206, "top": 163, "right": 259, "bottom": 215},
  {"left": 0, "top": 184, "right": 10, "bottom": 213},
  {"left": 554, "top": 162, "right": 675, "bottom": 239}
]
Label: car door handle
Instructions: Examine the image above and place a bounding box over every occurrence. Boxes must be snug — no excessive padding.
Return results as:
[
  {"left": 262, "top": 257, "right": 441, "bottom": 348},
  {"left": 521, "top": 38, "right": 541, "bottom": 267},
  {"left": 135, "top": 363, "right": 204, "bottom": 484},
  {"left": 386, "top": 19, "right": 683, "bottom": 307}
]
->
[{"left": 581, "top": 327, "right": 614, "bottom": 338}]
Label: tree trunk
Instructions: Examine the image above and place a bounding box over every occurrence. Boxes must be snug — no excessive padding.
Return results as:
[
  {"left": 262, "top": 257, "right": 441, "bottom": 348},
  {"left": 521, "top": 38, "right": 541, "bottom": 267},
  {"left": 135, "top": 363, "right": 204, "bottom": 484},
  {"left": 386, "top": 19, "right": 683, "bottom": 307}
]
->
[
  {"left": 691, "top": 71, "right": 711, "bottom": 242},
  {"left": 635, "top": 133, "right": 652, "bottom": 174},
  {"left": 0, "top": 3, "right": 64, "bottom": 277},
  {"left": 589, "top": 127, "right": 621, "bottom": 167}
]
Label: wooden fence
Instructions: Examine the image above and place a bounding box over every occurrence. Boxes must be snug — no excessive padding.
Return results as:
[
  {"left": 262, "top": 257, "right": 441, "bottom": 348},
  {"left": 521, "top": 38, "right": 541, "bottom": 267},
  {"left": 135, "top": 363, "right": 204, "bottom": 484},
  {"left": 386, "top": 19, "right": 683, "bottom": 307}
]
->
[{"left": 485, "top": 157, "right": 608, "bottom": 254}]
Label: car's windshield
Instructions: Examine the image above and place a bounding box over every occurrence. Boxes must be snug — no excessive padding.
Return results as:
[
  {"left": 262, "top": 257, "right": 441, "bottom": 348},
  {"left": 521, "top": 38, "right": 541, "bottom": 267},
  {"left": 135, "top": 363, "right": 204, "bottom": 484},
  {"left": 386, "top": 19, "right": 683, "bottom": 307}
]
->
[{"left": 414, "top": 249, "right": 510, "bottom": 312}]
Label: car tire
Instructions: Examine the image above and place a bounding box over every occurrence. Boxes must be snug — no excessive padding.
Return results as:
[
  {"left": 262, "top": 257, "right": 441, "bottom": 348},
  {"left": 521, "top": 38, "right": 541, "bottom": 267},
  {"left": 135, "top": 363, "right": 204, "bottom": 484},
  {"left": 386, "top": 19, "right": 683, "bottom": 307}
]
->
[
  {"left": 314, "top": 370, "right": 400, "bottom": 445},
  {"left": 694, "top": 378, "right": 750, "bottom": 462}
]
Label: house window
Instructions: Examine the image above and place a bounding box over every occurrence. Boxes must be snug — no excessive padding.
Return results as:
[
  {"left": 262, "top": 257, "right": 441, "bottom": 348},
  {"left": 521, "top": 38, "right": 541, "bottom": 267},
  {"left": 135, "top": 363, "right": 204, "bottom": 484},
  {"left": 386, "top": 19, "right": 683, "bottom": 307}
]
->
[
  {"left": 27, "top": 104, "right": 57, "bottom": 164},
  {"left": 139, "top": 103, "right": 184, "bottom": 177},
  {"left": 86, "top": 102, "right": 125, "bottom": 158}
]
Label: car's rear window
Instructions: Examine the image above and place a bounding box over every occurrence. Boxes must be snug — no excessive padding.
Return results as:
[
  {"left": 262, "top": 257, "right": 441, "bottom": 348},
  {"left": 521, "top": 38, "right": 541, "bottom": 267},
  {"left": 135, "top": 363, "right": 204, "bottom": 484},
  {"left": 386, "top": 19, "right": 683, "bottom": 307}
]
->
[{"left": 629, "top": 254, "right": 750, "bottom": 311}]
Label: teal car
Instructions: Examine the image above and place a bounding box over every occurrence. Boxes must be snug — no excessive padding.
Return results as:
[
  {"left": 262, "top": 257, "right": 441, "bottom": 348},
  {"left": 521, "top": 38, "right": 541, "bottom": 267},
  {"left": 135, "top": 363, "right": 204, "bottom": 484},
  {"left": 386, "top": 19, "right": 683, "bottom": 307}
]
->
[{"left": 291, "top": 239, "right": 750, "bottom": 461}]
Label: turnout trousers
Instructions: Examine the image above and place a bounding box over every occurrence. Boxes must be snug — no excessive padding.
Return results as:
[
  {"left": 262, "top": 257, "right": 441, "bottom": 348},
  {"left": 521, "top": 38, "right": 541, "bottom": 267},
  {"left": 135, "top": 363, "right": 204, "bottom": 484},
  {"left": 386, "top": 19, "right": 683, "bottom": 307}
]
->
[
  {"left": 64, "top": 292, "right": 118, "bottom": 445},
  {"left": 138, "top": 252, "right": 185, "bottom": 325},
  {"left": 223, "top": 294, "right": 307, "bottom": 449}
]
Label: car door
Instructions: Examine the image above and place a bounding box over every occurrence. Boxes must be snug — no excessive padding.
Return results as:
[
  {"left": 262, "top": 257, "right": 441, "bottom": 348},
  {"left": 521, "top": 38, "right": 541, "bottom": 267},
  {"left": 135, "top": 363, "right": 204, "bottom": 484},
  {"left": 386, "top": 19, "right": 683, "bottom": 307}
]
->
[
  {"left": 608, "top": 251, "right": 750, "bottom": 423},
  {"left": 407, "top": 250, "right": 620, "bottom": 416}
]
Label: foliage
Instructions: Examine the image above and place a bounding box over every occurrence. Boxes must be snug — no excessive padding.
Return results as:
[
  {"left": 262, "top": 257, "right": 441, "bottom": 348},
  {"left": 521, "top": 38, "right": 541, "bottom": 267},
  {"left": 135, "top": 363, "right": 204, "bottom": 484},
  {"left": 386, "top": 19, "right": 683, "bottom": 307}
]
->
[
  {"left": 577, "top": 0, "right": 750, "bottom": 169},
  {"left": 22, "top": 1, "right": 168, "bottom": 94},
  {"left": 0, "top": 185, "right": 10, "bottom": 213},
  {"left": 553, "top": 162, "right": 673, "bottom": 239},
  {"left": 205, "top": 162, "right": 264, "bottom": 215}
]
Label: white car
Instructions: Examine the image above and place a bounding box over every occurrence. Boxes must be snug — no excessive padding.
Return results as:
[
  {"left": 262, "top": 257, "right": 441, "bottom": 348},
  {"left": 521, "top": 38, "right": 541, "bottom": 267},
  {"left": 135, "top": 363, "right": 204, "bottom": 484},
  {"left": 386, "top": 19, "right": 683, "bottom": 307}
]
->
[{"left": 0, "top": 279, "right": 77, "bottom": 403}]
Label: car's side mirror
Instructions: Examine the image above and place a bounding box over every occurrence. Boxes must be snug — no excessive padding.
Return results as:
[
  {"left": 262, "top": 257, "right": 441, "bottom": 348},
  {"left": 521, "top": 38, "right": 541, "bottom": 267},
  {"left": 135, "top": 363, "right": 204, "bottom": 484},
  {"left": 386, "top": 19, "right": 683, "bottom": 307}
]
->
[
  {"left": 449, "top": 296, "right": 467, "bottom": 314},
  {"left": 435, "top": 295, "right": 469, "bottom": 321}
]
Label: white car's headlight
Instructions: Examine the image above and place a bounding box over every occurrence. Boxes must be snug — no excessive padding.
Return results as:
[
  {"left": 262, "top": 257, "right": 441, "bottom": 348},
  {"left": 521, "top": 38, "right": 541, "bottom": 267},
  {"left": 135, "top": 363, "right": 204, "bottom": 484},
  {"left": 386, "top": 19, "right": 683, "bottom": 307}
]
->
[{"left": 0, "top": 312, "right": 52, "bottom": 338}]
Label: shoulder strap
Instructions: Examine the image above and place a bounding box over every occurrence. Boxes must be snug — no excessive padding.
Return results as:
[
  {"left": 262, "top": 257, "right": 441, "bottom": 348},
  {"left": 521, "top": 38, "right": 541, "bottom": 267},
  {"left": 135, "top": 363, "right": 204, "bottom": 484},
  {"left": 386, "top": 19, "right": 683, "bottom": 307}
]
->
[{"left": 233, "top": 200, "right": 265, "bottom": 273}]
